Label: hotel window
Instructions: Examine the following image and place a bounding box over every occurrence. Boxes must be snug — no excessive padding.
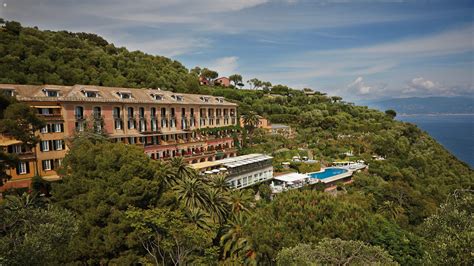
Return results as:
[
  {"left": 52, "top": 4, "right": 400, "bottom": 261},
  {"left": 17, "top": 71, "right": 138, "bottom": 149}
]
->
[
  {"left": 53, "top": 140, "right": 64, "bottom": 150},
  {"left": 11, "top": 144, "right": 22, "bottom": 154},
  {"left": 150, "top": 107, "right": 156, "bottom": 118},
  {"left": 42, "top": 160, "right": 52, "bottom": 171},
  {"left": 114, "top": 116, "right": 122, "bottom": 129},
  {"left": 128, "top": 107, "right": 135, "bottom": 129},
  {"left": 83, "top": 90, "right": 99, "bottom": 98},
  {"left": 151, "top": 94, "right": 163, "bottom": 100},
  {"left": 151, "top": 119, "right": 157, "bottom": 131},
  {"left": 118, "top": 92, "right": 132, "bottom": 99},
  {"left": 40, "top": 125, "right": 49, "bottom": 133},
  {"left": 215, "top": 97, "right": 224, "bottom": 103},
  {"left": 38, "top": 108, "right": 51, "bottom": 115},
  {"left": 40, "top": 140, "right": 50, "bottom": 152},
  {"left": 200, "top": 96, "right": 210, "bottom": 103},
  {"left": 139, "top": 107, "right": 145, "bottom": 118},
  {"left": 113, "top": 107, "right": 121, "bottom": 118},
  {"left": 75, "top": 106, "right": 84, "bottom": 119},
  {"left": 129, "top": 137, "right": 135, "bottom": 144},
  {"left": 93, "top": 107, "right": 101, "bottom": 118},
  {"left": 1, "top": 89, "right": 14, "bottom": 97},
  {"left": 171, "top": 95, "right": 184, "bottom": 102},
  {"left": 127, "top": 107, "right": 134, "bottom": 117},
  {"left": 139, "top": 120, "right": 146, "bottom": 132},
  {"left": 76, "top": 121, "right": 85, "bottom": 132},
  {"left": 115, "top": 120, "right": 122, "bottom": 130},
  {"left": 17, "top": 161, "right": 29, "bottom": 175},
  {"left": 43, "top": 89, "right": 59, "bottom": 97},
  {"left": 53, "top": 123, "right": 64, "bottom": 133}
]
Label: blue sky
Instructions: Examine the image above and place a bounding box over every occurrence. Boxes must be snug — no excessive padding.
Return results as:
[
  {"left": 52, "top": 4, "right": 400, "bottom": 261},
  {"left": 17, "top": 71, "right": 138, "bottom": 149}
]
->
[{"left": 1, "top": 0, "right": 473, "bottom": 102}]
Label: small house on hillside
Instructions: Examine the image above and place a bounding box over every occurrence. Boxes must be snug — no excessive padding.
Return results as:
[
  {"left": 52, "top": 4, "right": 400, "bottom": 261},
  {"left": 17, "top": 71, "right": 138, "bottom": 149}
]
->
[
  {"left": 240, "top": 116, "right": 294, "bottom": 138},
  {"left": 199, "top": 76, "right": 210, "bottom": 86},
  {"left": 215, "top": 77, "right": 230, "bottom": 87}
]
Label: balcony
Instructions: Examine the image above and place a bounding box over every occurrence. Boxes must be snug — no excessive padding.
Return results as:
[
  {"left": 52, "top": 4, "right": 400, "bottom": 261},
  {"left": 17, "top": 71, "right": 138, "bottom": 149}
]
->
[
  {"left": 16, "top": 151, "right": 35, "bottom": 160},
  {"left": 38, "top": 113, "right": 63, "bottom": 121}
]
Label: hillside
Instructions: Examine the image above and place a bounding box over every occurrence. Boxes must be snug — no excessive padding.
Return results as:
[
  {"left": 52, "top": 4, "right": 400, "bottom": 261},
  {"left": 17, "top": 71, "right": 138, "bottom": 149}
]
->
[
  {"left": 368, "top": 96, "right": 474, "bottom": 115},
  {"left": 1, "top": 20, "right": 473, "bottom": 265},
  {"left": 0, "top": 21, "right": 196, "bottom": 92}
]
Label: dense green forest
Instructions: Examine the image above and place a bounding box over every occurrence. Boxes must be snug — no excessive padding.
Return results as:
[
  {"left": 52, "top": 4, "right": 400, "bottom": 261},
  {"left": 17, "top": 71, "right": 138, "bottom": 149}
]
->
[
  {"left": 0, "top": 20, "right": 473, "bottom": 265},
  {"left": 0, "top": 20, "right": 195, "bottom": 91}
]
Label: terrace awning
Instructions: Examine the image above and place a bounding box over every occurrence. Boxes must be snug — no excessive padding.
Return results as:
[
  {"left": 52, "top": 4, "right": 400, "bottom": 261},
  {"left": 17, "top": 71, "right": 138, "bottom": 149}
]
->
[
  {"left": 32, "top": 105, "right": 61, "bottom": 108},
  {"left": 42, "top": 175, "right": 61, "bottom": 182},
  {"left": 0, "top": 139, "right": 22, "bottom": 146},
  {"left": 274, "top": 173, "right": 308, "bottom": 183}
]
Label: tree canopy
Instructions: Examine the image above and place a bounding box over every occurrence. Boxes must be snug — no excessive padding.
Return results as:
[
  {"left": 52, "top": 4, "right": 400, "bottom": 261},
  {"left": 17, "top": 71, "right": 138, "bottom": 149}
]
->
[
  {"left": 0, "top": 94, "right": 45, "bottom": 185},
  {"left": 0, "top": 20, "right": 191, "bottom": 92}
]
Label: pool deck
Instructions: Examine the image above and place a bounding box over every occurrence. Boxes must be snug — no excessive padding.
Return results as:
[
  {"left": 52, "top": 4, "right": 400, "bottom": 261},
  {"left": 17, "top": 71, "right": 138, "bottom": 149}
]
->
[
  {"left": 271, "top": 164, "right": 367, "bottom": 194},
  {"left": 309, "top": 168, "right": 353, "bottom": 184}
]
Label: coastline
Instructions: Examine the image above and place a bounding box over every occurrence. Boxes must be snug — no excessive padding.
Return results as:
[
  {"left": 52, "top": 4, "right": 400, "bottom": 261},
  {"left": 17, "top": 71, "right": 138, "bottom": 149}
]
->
[
  {"left": 397, "top": 114, "right": 473, "bottom": 167},
  {"left": 398, "top": 113, "right": 474, "bottom": 117}
]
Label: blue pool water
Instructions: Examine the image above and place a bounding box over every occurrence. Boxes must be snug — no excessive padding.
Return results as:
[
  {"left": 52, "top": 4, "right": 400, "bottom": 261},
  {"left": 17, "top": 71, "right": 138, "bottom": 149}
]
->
[{"left": 309, "top": 168, "right": 348, "bottom": 179}]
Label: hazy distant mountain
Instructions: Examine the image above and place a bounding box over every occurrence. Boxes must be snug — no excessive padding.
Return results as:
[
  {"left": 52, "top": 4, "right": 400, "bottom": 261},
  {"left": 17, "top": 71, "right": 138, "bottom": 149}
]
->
[{"left": 367, "top": 97, "right": 474, "bottom": 115}]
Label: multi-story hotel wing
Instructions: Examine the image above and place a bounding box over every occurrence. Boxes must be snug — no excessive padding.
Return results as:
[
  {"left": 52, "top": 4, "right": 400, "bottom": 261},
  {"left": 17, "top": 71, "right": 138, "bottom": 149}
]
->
[{"left": 0, "top": 84, "right": 239, "bottom": 192}]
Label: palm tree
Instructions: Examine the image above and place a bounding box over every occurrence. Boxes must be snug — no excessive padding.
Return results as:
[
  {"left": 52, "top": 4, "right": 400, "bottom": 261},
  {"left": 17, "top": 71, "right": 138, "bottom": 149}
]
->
[
  {"left": 208, "top": 173, "right": 230, "bottom": 192},
  {"left": 155, "top": 161, "right": 177, "bottom": 188},
  {"left": 229, "top": 189, "right": 254, "bottom": 214},
  {"left": 206, "top": 187, "right": 230, "bottom": 224},
  {"left": 3, "top": 192, "right": 39, "bottom": 211},
  {"left": 241, "top": 112, "right": 260, "bottom": 145},
  {"left": 173, "top": 176, "right": 209, "bottom": 210},
  {"left": 220, "top": 213, "right": 255, "bottom": 263},
  {"left": 168, "top": 157, "right": 196, "bottom": 185},
  {"left": 377, "top": 200, "right": 405, "bottom": 221},
  {"left": 185, "top": 208, "right": 212, "bottom": 230}
]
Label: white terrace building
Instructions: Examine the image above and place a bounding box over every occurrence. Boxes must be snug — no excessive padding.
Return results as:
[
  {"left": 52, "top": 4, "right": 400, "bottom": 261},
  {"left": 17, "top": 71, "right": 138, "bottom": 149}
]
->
[{"left": 190, "top": 154, "right": 273, "bottom": 189}]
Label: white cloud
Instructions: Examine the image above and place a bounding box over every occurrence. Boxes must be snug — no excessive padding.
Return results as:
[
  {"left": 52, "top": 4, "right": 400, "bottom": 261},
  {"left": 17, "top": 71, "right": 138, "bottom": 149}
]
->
[
  {"left": 122, "top": 37, "right": 211, "bottom": 57},
  {"left": 405, "top": 77, "right": 437, "bottom": 92},
  {"left": 251, "top": 25, "right": 474, "bottom": 100},
  {"left": 403, "top": 77, "right": 474, "bottom": 96},
  {"left": 347, "top": 76, "right": 372, "bottom": 95},
  {"left": 208, "top": 56, "right": 239, "bottom": 77}
]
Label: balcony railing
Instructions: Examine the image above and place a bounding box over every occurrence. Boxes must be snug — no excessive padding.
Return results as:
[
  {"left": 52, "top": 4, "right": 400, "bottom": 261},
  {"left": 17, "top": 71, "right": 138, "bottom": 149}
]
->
[
  {"left": 39, "top": 113, "right": 64, "bottom": 121},
  {"left": 18, "top": 151, "right": 35, "bottom": 160}
]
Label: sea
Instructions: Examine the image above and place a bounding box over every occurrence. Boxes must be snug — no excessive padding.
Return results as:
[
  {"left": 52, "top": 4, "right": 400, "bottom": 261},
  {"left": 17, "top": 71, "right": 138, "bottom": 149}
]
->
[{"left": 397, "top": 114, "right": 473, "bottom": 168}]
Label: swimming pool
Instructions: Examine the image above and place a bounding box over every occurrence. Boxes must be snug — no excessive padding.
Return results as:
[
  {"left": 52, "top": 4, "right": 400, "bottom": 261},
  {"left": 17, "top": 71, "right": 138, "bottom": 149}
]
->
[{"left": 309, "top": 168, "right": 348, "bottom": 179}]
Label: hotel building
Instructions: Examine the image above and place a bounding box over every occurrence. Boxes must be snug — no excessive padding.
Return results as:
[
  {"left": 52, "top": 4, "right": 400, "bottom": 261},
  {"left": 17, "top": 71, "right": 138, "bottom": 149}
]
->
[
  {"left": 190, "top": 154, "right": 274, "bottom": 189},
  {"left": 0, "top": 84, "right": 238, "bottom": 191}
]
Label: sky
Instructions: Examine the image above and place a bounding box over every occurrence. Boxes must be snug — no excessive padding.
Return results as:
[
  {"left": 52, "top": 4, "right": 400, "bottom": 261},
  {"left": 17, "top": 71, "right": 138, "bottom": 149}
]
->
[{"left": 1, "top": 0, "right": 473, "bottom": 102}]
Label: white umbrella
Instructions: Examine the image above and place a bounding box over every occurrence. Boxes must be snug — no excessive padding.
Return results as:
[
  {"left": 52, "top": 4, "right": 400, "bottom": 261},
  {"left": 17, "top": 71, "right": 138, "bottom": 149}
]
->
[
  {"left": 212, "top": 169, "right": 220, "bottom": 173},
  {"left": 219, "top": 167, "right": 227, "bottom": 171},
  {"left": 204, "top": 171, "right": 213, "bottom": 174}
]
